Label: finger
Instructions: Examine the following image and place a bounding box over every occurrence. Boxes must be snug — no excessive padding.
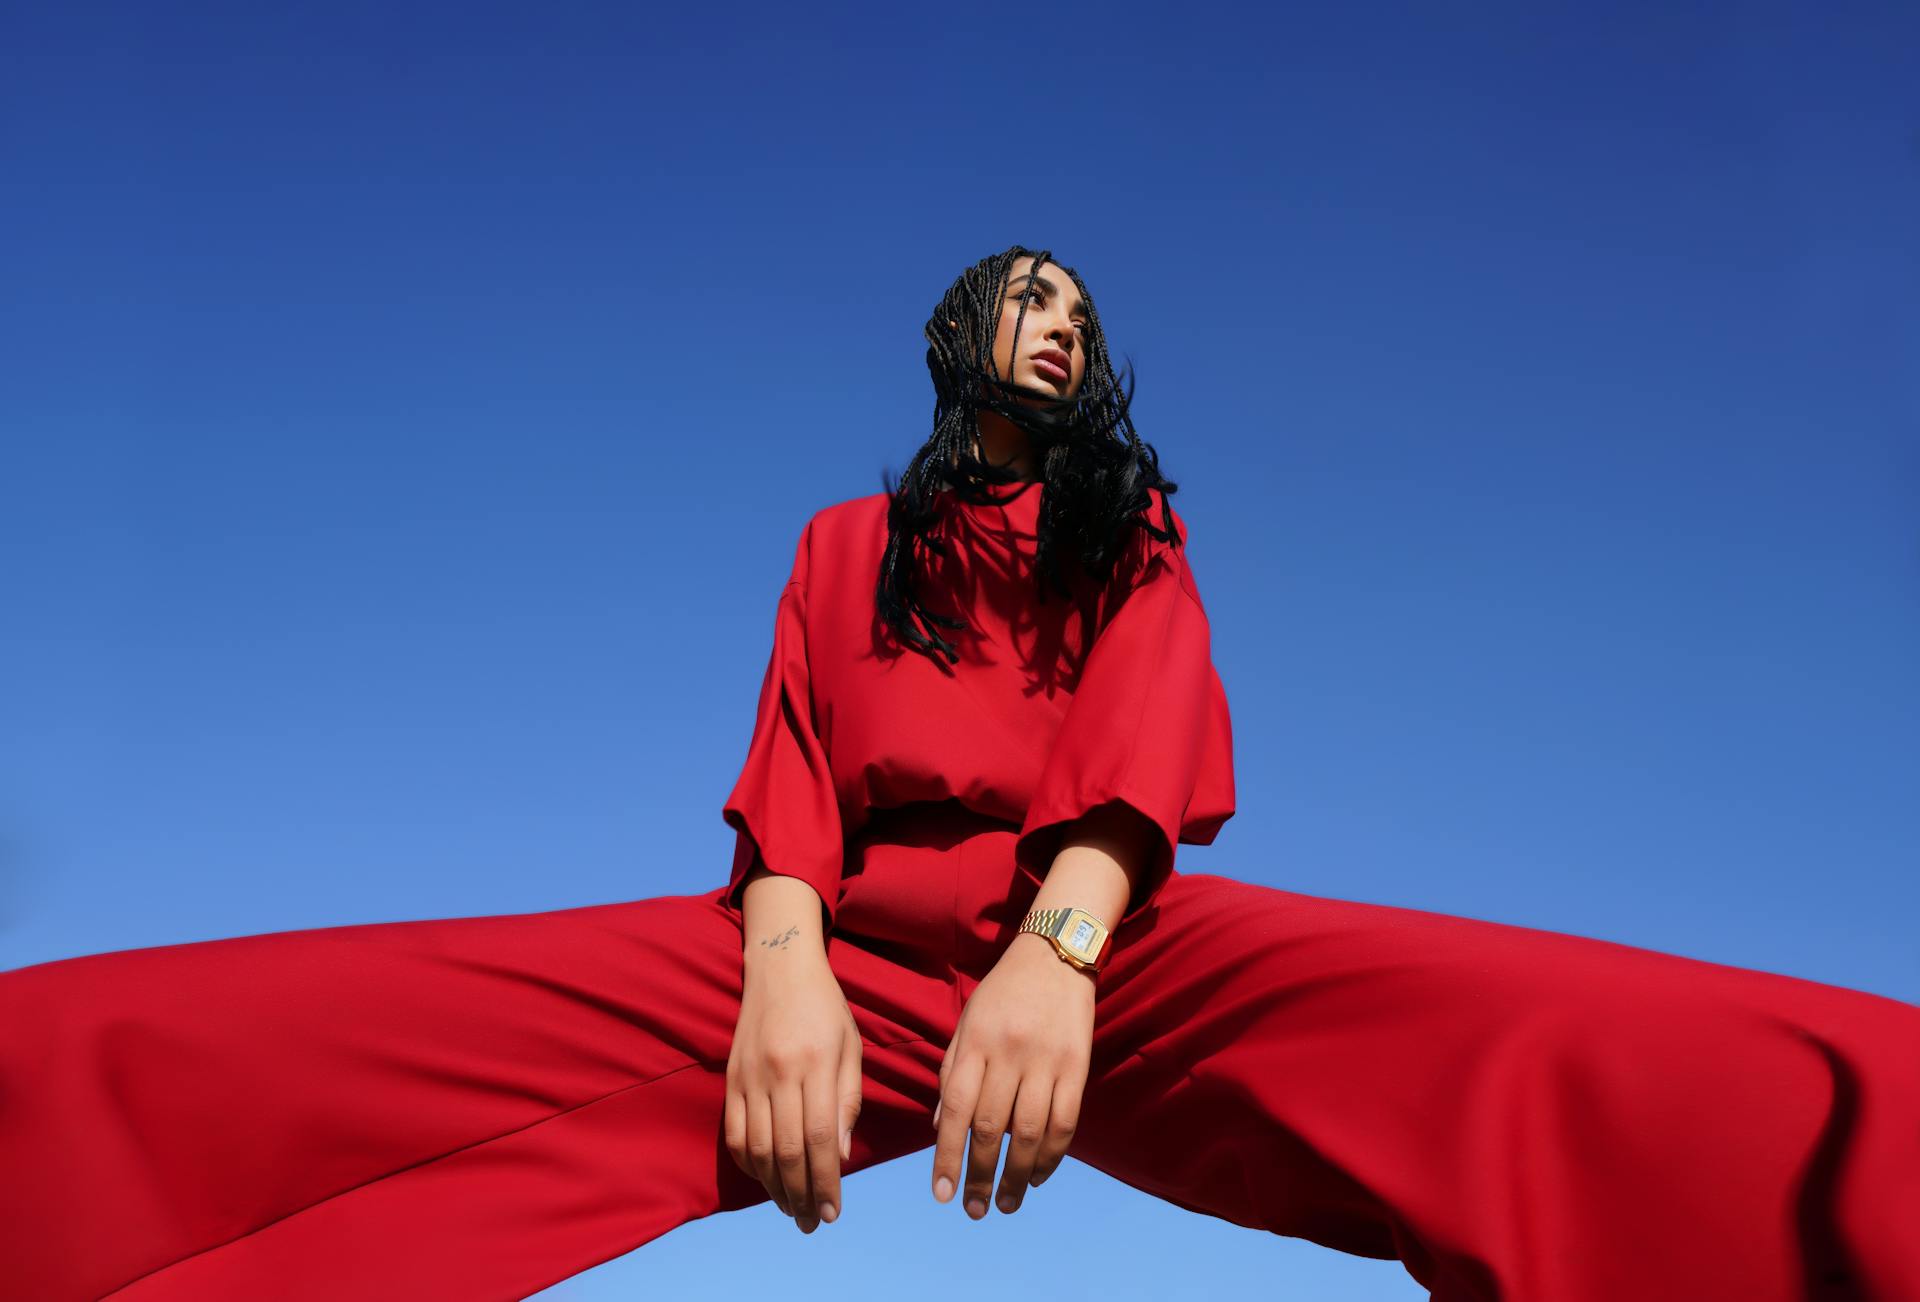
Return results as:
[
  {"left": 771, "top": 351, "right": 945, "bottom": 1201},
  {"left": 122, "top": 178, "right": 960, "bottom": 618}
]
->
[
  {"left": 723, "top": 1080, "right": 749, "bottom": 1180},
  {"left": 931, "top": 1051, "right": 983, "bottom": 1205},
  {"left": 747, "top": 1089, "right": 789, "bottom": 1216},
  {"left": 838, "top": 1026, "right": 863, "bottom": 1169},
  {"left": 1031, "top": 1064, "right": 1085, "bottom": 1188},
  {"left": 962, "top": 1059, "right": 1019, "bottom": 1220},
  {"left": 803, "top": 1064, "right": 843, "bottom": 1227},
  {"left": 771, "top": 1079, "right": 817, "bottom": 1231},
  {"left": 994, "top": 1069, "right": 1053, "bottom": 1214},
  {"left": 935, "top": 1033, "right": 953, "bottom": 1111}
]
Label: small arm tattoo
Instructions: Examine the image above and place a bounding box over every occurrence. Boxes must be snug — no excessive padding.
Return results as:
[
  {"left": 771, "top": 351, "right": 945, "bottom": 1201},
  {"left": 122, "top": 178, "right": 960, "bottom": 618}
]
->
[{"left": 755, "top": 924, "right": 802, "bottom": 952}]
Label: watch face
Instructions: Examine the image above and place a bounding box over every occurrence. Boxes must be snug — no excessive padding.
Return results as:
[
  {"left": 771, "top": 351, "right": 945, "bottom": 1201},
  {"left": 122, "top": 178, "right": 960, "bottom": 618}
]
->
[{"left": 1068, "top": 918, "right": 1096, "bottom": 953}]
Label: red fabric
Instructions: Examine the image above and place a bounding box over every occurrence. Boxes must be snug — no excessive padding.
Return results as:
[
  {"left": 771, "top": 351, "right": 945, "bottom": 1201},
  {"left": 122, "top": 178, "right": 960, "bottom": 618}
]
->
[
  {"left": 722, "top": 481, "right": 1234, "bottom": 930},
  {"left": 5, "top": 487, "right": 1917, "bottom": 1299},
  {"left": 3, "top": 802, "right": 1917, "bottom": 1300},
  {"left": 720, "top": 527, "right": 844, "bottom": 926}
]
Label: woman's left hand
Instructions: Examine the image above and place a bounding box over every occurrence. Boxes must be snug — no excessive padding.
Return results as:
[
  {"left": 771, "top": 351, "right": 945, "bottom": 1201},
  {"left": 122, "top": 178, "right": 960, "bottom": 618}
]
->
[{"left": 930, "top": 931, "right": 1096, "bottom": 1217}]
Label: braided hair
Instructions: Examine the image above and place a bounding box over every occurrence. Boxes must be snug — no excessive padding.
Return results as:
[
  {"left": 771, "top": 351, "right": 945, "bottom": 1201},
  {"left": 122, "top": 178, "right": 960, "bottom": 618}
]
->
[{"left": 876, "top": 244, "right": 1182, "bottom": 671}]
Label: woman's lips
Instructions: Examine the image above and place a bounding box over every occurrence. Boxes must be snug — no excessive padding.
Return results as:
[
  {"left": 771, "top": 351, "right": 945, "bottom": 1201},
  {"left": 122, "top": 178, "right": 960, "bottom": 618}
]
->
[{"left": 1033, "top": 356, "right": 1069, "bottom": 382}]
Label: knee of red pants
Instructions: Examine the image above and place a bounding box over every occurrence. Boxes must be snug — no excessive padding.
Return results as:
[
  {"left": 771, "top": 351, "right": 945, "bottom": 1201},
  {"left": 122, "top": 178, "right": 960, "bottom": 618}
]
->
[
  {"left": 1096, "top": 880, "right": 1915, "bottom": 1300},
  {"left": 0, "top": 951, "right": 189, "bottom": 1297},
  {"left": 1443, "top": 962, "right": 1915, "bottom": 1300},
  {"left": 1763, "top": 985, "right": 1920, "bottom": 1300}
]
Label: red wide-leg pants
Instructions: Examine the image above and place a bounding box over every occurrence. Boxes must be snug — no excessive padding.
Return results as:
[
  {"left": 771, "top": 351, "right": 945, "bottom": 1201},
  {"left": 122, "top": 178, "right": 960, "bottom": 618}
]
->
[{"left": 3, "top": 801, "right": 1917, "bottom": 1301}]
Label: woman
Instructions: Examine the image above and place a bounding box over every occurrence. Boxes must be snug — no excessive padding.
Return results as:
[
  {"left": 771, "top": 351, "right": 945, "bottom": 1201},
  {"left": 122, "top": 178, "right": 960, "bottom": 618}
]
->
[{"left": 2, "top": 245, "right": 1916, "bottom": 1301}]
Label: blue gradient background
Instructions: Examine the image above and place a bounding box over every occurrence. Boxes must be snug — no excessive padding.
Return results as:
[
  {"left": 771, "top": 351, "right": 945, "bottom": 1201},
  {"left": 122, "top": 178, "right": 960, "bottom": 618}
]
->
[{"left": 3, "top": 3, "right": 1915, "bottom": 1298}]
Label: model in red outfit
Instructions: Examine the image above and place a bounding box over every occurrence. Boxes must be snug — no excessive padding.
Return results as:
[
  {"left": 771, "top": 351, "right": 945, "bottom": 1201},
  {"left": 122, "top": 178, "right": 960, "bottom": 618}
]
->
[{"left": 2, "top": 246, "right": 1917, "bottom": 1301}]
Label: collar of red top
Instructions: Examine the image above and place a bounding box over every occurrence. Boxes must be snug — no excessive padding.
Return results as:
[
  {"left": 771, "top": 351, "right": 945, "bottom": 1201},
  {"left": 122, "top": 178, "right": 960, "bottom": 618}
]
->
[{"left": 941, "top": 478, "right": 1041, "bottom": 535}]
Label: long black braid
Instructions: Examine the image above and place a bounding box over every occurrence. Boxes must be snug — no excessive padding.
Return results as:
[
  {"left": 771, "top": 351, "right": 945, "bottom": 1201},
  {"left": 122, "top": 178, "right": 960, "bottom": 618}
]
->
[{"left": 876, "top": 244, "right": 1182, "bottom": 671}]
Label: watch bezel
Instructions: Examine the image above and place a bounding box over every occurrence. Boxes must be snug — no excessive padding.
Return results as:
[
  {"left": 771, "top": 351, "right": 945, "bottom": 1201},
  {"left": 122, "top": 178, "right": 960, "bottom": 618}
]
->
[{"left": 1053, "top": 907, "right": 1111, "bottom": 969}]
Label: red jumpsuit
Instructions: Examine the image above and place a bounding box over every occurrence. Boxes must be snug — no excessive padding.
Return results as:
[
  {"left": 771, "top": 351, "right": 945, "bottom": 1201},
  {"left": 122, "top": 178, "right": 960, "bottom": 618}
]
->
[{"left": 2, "top": 480, "right": 1916, "bottom": 1301}]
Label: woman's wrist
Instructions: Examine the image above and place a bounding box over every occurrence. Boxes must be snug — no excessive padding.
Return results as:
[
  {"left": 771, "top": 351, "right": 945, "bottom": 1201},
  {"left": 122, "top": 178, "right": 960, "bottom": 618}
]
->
[
  {"left": 1006, "top": 930, "right": 1099, "bottom": 991},
  {"left": 1026, "top": 848, "right": 1130, "bottom": 940},
  {"left": 739, "top": 868, "right": 831, "bottom": 962},
  {"left": 1023, "top": 803, "right": 1159, "bottom": 944}
]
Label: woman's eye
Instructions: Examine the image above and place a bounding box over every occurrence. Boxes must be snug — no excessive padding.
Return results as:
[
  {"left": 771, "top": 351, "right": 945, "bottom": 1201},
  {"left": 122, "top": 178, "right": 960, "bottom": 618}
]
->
[{"left": 1012, "top": 287, "right": 1086, "bottom": 333}]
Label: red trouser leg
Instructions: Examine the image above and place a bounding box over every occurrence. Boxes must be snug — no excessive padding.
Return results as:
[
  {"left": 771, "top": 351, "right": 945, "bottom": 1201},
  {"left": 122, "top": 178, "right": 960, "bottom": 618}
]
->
[
  {"left": 1052, "top": 870, "right": 1920, "bottom": 1302},
  {"left": 0, "top": 833, "right": 965, "bottom": 1300},
  {"left": 7, "top": 807, "right": 1917, "bottom": 1301}
]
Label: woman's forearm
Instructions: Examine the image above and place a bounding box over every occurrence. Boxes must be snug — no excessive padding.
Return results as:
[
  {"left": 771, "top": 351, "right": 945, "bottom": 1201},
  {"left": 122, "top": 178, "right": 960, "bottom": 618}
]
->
[
  {"left": 738, "top": 864, "right": 832, "bottom": 965},
  {"left": 1023, "top": 802, "right": 1157, "bottom": 943}
]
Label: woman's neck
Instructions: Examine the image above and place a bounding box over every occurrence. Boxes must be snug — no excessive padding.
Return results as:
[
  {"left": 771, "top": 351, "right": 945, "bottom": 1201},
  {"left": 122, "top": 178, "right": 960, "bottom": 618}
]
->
[{"left": 973, "top": 410, "right": 1038, "bottom": 481}]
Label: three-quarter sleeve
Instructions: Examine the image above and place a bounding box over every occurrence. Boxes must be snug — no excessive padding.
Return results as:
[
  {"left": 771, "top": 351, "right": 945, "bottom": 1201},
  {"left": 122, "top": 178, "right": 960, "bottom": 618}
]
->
[
  {"left": 1012, "top": 501, "right": 1236, "bottom": 929},
  {"left": 720, "top": 519, "right": 844, "bottom": 930}
]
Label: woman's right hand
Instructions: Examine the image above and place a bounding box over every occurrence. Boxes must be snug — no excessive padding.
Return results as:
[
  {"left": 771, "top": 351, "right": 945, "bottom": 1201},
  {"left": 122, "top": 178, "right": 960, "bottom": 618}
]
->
[{"left": 724, "top": 891, "right": 862, "bottom": 1233}]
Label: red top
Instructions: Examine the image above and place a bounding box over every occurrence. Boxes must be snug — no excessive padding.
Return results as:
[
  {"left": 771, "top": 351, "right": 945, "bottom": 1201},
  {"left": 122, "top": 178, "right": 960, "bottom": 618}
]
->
[{"left": 721, "top": 479, "right": 1235, "bottom": 931}]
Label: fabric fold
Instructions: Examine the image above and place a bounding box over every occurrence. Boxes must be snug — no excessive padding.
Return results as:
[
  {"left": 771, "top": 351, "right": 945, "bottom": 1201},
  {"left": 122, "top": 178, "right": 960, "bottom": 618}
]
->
[
  {"left": 1012, "top": 503, "right": 1236, "bottom": 928},
  {"left": 720, "top": 520, "right": 844, "bottom": 929}
]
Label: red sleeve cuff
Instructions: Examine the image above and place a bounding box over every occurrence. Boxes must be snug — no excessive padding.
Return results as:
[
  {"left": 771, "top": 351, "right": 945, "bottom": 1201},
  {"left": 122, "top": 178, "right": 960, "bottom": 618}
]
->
[{"left": 720, "top": 826, "right": 840, "bottom": 931}]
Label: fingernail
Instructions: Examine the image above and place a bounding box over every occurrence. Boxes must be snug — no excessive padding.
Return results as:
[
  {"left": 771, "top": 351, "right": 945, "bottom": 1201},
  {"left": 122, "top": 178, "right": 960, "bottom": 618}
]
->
[
  {"left": 997, "top": 1191, "right": 1016, "bottom": 1212},
  {"left": 820, "top": 1201, "right": 838, "bottom": 1223},
  {"left": 934, "top": 1175, "right": 953, "bottom": 1202},
  {"left": 931, "top": 1102, "right": 941, "bottom": 1128},
  {"left": 841, "top": 1128, "right": 851, "bottom": 1162},
  {"left": 966, "top": 1196, "right": 986, "bottom": 1219}
]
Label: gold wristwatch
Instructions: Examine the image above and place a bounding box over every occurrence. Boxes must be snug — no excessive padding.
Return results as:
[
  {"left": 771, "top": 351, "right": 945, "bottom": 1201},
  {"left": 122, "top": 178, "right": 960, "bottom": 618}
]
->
[{"left": 1017, "top": 905, "right": 1113, "bottom": 974}]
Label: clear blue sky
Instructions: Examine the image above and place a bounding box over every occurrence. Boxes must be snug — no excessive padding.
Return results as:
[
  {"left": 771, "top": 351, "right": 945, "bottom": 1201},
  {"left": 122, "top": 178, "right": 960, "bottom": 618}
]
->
[{"left": 3, "top": 3, "right": 1915, "bottom": 1298}]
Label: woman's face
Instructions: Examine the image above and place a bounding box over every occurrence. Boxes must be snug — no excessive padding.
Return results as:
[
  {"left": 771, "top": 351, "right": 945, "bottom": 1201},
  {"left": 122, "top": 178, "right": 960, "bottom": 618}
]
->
[{"left": 964, "top": 255, "right": 1091, "bottom": 401}]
